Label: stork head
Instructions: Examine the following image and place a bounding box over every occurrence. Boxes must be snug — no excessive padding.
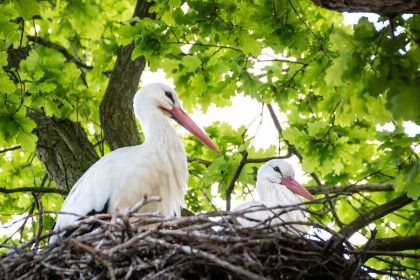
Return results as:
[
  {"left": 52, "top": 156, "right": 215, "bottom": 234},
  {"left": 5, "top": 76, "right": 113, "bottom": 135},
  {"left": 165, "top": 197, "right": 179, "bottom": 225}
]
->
[
  {"left": 134, "top": 83, "right": 220, "bottom": 154},
  {"left": 257, "top": 159, "right": 314, "bottom": 200}
]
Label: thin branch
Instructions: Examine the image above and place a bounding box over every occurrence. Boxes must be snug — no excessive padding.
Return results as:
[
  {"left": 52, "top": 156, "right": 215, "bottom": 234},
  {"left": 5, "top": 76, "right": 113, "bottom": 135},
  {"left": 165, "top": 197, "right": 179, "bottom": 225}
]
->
[
  {"left": 255, "top": 58, "right": 307, "bottom": 65},
  {"left": 266, "top": 103, "right": 322, "bottom": 185},
  {"left": 266, "top": 104, "right": 283, "bottom": 136},
  {"left": 307, "top": 184, "right": 395, "bottom": 195},
  {"left": 349, "top": 249, "right": 420, "bottom": 259},
  {"left": 0, "top": 146, "right": 21, "bottom": 154},
  {"left": 288, "top": 0, "right": 325, "bottom": 52},
  {"left": 368, "top": 236, "right": 420, "bottom": 252},
  {"left": 188, "top": 154, "right": 295, "bottom": 167},
  {"left": 27, "top": 35, "right": 92, "bottom": 70},
  {"left": 245, "top": 154, "right": 294, "bottom": 163},
  {"left": 226, "top": 151, "right": 248, "bottom": 211},
  {"left": 339, "top": 195, "right": 414, "bottom": 237},
  {"left": 167, "top": 41, "right": 243, "bottom": 52},
  {"left": 0, "top": 186, "right": 67, "bottom": 195},
  {"left": 145, "top": 236, "right": 268, "bottom": 280},
  {"left": 187, "top": 156, "right": 212, "bottom": 167}
]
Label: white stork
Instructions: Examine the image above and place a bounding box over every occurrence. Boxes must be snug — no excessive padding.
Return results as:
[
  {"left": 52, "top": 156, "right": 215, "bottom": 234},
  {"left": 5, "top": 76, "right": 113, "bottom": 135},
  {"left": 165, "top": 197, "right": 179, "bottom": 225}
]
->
[
  {"left": 233, "top": 159, "right": 314, "bottom": 234},
  {"left": 49, "top": 83, "right": 219, "bottom": 243}
]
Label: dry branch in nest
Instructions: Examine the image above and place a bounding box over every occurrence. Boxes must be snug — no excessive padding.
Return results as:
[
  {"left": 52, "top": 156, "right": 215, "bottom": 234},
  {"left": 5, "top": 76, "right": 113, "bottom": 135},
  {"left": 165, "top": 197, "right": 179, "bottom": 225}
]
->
[{"left": 0, "top": 198, "right": 409, "bottom": 280}]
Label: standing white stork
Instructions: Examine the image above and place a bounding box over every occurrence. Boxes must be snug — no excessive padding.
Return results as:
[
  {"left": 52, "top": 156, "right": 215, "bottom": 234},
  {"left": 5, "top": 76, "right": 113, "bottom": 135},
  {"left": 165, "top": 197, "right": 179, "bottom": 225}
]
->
[
  {"left": 49, "top": 83, "right": 219, "bottom": 243},
  {"left": 233, "top": 159, "right": 314, "bottom": 234}
]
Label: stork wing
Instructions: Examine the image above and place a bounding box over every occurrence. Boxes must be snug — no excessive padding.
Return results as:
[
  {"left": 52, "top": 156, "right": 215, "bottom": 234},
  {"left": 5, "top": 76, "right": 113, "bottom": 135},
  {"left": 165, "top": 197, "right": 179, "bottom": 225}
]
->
[
  {"left": 49, "top": 144, "right": 187, "bottom": 243},
  {"left": 50, "top": 146, "right": 140, "bottom": 242}
]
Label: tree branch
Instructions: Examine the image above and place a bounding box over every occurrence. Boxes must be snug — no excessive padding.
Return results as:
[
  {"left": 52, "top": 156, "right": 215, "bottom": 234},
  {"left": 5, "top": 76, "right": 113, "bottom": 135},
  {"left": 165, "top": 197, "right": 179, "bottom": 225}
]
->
[
  {"left": 187, "top": 156, "right": 212, "bottom": 167},
  {"left": 188, "top": 154, "right": 294, "bottom": 167},
  {"left": 368, "top": 235, "right": 420, "bottom": 252},
  {"left": 27, "top": 35, "right": 92, "bottom": 70},
  {"left": 310, "top": 0, "right": 420, "bottom": 15},
  {"left": 99, "top": 0, "right": 152, "bottom": 150},
  {"left": 28, "top": 109, "right": 99, "bottom": 191},
  {"left": 339, "top": 195, "right": 414, "bottom": 237},
  {"left": 266, "top": 103, "right": 322, "bottom": 186},
  {"left": 266, "top": 103, "right": 283, "bottom": 136},
  {"left": 307, "top": 184, "right": 395, "bottom": 195},
  {"left": 0, "top": 186, "right": 67, "bottom": 195},
  {"left": 245, "top": 154, "right": 294, "bottom": 163},
  {"left": 0, "top": 145, "right": 21, "bottom": 154},
  {"left": 226, "top": 151, "right": 248, "bottom": 211},
  {"left": 350, "top": 249, "right": 420, "bottom": 259}
]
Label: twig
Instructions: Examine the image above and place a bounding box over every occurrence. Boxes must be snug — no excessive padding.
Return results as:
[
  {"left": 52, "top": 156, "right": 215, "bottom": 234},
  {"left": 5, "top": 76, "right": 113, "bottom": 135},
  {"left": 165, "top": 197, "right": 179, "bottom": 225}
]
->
[
  {"left": 145, "top": 236, "right": 268, "bottom": 280},
  {"left": 0, "top": 186, "right": 67, "bottom": 195},
  {"left": 187, "top": 156, "right": 212, "bottom": 167},
  {"left": 226, "top": 151, "right": 248, "bottom": 211},
  {"left": 339, "top": 195, "right": 413, "bottom": 237},
  {"left": 122, "top": 196, "right": 162, "bottom": 216},
  {"left": 188, "top": 154, "right": 295, "bottom": 167},
  {"left": 104, "top": 229, "right": 154, "bottom": 256},
  {"left": 27, "top": 36, "right": 92, "bottom": 70},
  {"left": 0, "top": 146, "right": 21, "bottom": 154},
  {"left": 255, "top": 58, "right": 307, "bottom": 65},
  {"left": 266, "top": 103, "right": 283, "bottom": 137},
  {"left": 71, "top": 239, "right": 116, "bottom": 280}
]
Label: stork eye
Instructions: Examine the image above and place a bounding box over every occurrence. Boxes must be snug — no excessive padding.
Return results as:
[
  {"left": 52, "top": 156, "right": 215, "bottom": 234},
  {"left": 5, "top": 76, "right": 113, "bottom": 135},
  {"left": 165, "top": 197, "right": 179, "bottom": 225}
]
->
[
  {"left": 165, "top": 91, "right": 175, "bottom": 104},
  {"left": 273, "top": 166, "right": 283, "bottom": 176}
]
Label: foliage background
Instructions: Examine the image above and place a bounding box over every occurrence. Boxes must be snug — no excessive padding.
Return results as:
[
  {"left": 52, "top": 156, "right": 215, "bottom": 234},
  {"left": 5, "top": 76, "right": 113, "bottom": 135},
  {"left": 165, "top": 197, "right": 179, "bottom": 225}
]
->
[{"left": 0, "top": 0, "right": 419, "bottom": 277}]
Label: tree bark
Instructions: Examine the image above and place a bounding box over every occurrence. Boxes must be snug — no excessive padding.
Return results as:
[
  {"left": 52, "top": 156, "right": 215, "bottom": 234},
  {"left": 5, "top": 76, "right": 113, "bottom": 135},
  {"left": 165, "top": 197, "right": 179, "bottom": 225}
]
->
[
  {"left": 99, "top": 0, "right": 152, "bottom": 151},
  {"left": 368, "top": 235, "right": 420, "bottom": 252},
  {"left": 28, "top": 110, "right": 99, "bottom": 191},
  {"left": 307, "top": 183, "right": 395, "bottom": 195},
  {"left": 23, "top": 0, "right": 152, "bottom": 192},
  {"left": 338, "top": 194, "right": 413, "bottom": 237},
  {"left": 310, "top": 0, "right": 420, "bottom": 15}
]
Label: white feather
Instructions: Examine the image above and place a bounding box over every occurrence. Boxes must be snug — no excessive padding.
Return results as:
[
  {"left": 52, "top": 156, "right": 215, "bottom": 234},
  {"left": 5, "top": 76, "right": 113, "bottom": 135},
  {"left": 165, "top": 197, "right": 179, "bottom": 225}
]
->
[
  {"left": 50, "top": 84, "right": 189, "bottom": 243},
  {"left": 233, "top": 160, "right": 307, "bottom": 234}
]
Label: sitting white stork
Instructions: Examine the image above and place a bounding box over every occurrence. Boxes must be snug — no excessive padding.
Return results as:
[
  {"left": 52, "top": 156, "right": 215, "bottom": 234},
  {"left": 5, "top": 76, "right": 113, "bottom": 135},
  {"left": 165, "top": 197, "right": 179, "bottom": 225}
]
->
[
  {"left": 233, "top": 159, "right": 314, "bottom": 234},
  {"left": 49, "top": 83, "right": 219, "bottom": 243}
]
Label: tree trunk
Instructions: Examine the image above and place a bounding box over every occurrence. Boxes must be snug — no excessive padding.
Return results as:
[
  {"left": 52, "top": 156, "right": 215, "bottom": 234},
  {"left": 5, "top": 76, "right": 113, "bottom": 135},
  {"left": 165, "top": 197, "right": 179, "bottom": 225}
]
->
[
  {"left": 99, "top": 0, "right": 152, "bottom": 151},
  {"left": 99, "top": 43, "right": 144, "bottom": 151},
  {"left": 28, "top": 110, "right": 99, "bottom": 191},
  {"left": 27, "top": 0, "right": 152, "bottom": 192},
  {"left": 310, "top": 0, "right": 420, "bottom": 15}
]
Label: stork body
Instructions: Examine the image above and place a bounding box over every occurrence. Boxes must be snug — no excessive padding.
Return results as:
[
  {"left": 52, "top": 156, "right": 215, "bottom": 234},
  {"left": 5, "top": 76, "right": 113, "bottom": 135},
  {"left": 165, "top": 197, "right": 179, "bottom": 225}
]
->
[
  {"left": 50, "top": 83, "right": 219, "bottom": 243},
  {"left": 233, "top": 159, "right": 314, "bottom": 234}
]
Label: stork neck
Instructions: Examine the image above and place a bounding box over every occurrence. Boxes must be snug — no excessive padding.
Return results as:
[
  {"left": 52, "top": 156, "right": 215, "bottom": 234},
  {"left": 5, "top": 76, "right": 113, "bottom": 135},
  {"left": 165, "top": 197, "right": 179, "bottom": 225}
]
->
[{"left": 138, "top": 109, "right": 181, "bottom": 146}]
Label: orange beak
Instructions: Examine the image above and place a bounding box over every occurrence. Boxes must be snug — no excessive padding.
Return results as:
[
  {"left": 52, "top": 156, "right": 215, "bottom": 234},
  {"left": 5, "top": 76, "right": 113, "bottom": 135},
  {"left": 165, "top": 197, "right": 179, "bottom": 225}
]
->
[
  {"left": 167, "top": 106, "right": 220, "bottom": 154},
  {"left": 281, "top": 176, "right": 314, "bottom": 200}
]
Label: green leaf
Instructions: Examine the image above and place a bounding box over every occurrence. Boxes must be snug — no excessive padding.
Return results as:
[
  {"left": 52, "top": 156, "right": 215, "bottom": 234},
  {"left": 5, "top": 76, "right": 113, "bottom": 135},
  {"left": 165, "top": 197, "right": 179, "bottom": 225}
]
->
[
  {"left": 0, "top": 51, "right": 8, "bottom": 67},
  {"left": 182, "top": 56, "right": 201, "bottom": 72},
  {"left": 16, "top": 131, "right": 37, "bottom": 152},
  {"left": 190, "top": 72, "right": 207, "bottom": 95},
  {"left": 14, "top": 0, "right": 40, "bottom": 19},
  {"left": 354, "top": 17, "right": 376, "bottom": 40},
  {"left": 0, "top": 75, "right": 16, "bottom": 93},
  {"left": 390, "top": 86, "right": 420, "bottom": 122},
  {"left": 406, "top": 160, "right": 420, "bottom": 199},
  {"left": 45, "top": 100, "right": 61, "bottom": 118},
  {"left": 131, "top": 44, "right": 143, "bottom": 60}
]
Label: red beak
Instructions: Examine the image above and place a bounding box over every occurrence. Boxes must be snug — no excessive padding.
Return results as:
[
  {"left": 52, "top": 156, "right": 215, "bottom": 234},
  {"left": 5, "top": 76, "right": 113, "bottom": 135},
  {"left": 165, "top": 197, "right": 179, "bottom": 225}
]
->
[
  {"left": 281, "top": 176, "right": 314, "bottom": 200},
  {"left": 167, "top": 106, "right": 220, "bottom": 154}
]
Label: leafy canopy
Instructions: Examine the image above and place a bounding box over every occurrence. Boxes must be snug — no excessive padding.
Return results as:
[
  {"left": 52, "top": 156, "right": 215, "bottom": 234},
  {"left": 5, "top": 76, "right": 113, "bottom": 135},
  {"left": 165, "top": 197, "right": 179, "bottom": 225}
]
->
[{"left": 0, "top": 0, "right": 419, "bottom": 276}]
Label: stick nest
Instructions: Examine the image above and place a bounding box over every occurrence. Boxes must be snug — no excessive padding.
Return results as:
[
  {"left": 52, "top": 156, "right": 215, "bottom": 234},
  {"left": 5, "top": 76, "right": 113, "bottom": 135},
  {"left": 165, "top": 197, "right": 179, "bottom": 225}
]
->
[{"left": 1, "top": 200, "right": 375, "bottom": 280}]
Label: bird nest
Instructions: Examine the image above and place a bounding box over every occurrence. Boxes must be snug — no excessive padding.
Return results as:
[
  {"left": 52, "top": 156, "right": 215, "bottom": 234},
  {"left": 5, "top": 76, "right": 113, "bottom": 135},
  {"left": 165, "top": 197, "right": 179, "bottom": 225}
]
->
[{"left": 0, "top": 199, "right": 379, "bottom": 280}]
